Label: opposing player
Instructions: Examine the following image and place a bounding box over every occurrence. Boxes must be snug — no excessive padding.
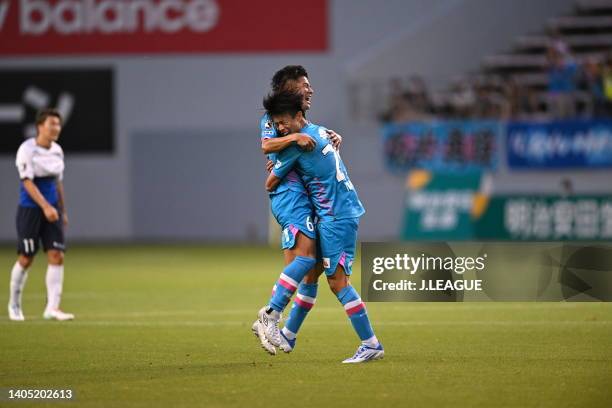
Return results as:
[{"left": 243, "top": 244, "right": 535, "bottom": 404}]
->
[
  {"left": 7, "top": 108, "right": 74, "bottom": 321},
  {"left": 263, "top": 91, "right": 383, "bottom": 363},
  {"left": 252, "top": 65, "right": 341, "bottom": 355}
]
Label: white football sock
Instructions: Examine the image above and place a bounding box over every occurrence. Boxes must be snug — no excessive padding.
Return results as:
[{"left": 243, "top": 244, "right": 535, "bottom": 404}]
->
[
  {"left": 9, "top": 261, "right": 29, "bottom": 307},
  {"left": 362, "top": 335, "right": 379, "bottom": 348},
  {"left": 45, "top": 264, "right": 64, "bottom": 311}
]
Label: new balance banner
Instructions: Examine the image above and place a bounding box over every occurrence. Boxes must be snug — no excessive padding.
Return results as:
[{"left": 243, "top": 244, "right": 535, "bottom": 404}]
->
[
  {"left": 0, "top": 0, "right": 328, "bottom": 55},
  {"left": 0, "top": 68, "right": 114, "bottom": 154},
  {"left": 507, "top": 120, "right": 612, "bottom": 169}
]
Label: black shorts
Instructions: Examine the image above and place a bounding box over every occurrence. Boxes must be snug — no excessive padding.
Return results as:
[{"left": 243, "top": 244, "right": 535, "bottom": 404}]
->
[{"left": 16, "top": 206, "right": 66, "bottom": 256}]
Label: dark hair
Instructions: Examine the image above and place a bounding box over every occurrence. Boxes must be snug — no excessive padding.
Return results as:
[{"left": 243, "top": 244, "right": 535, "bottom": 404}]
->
[
  {"left": 271, "top": 65, "right": 308, "bottom": 93},
  {"left": 263, "top": 91, "right": 304, "bottom": 118},
  {"left": 36, "top": 108, "right": 62, "bottom": 126}
]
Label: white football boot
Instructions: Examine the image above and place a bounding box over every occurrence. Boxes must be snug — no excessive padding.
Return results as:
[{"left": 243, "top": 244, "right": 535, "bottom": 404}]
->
[
  {"left": 8, "top": 303, "right": 25, "bottom": 321},
  {"left": 257, "top": 306, "right": 282, "bottom": 347},
  {"left": 43, "top": 309, "right": 75, "bottom": 321},
  {"left": 342, "top": 343, "right": 384, "bottom": 364},
  {"left": 279, "top": 330, "right": 296, "bottom": 353},
  {"left": 251, "top": 319, "right": 276, "bottom": 355}
]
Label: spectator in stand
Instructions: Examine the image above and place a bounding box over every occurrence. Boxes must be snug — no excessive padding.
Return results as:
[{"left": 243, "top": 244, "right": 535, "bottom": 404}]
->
[
  {"left": 380, "top": 77, "right": 406, "bottom": 122},
  {"left": 503, "top": 78, "right": 530, "bottom": 120},
  {"left": 449, "top": 79, "right": 476, "bottom": 118},
  {"left": 546, "top": 47, "right": 579, "bottom": 119},
  {"left": 548, "top": 28, "right": 570, "bottom": 57},
  {"left": 381, "top": 76, "right": 434, "bottom": 123},
  {"left": 473, "top": 81, "right": 495, "bottom": 118},
  {"left": 579, "top": 57, "right": 607, "bottom": 118},
  {"left": 601, "top": 52, "right": 612, "bottom": 116},
  {"left": 405, "top": 75, "right": 432, "bottom": 115}
]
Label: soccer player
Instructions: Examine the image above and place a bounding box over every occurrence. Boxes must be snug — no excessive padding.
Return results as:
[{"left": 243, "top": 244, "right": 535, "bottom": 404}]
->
[
  {"left": 7, "top": 108, "right": 74, "bottom": 321},
  {"left": 252, "top": 66, "right": 341, "bottom": 355},
  {"left": 263, "top": 91, "right": 384, "bottom": 363}
]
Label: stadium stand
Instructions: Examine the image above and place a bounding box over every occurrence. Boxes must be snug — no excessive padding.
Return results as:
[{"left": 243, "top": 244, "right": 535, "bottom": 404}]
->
[{"left": 380, "top": 0, "right": 612, "bottom": 122}]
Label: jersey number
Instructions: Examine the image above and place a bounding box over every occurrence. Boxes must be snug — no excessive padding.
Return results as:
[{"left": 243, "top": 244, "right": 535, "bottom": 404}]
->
[
  {"left": 322, "top": 144, "right": 353, "bottom": 190},
  {"left": 321, "top": 144, "right": 346, "bottom": 182},
  {"left": 23, "top": 238, "right": 35, "bottom": 254},
  {"left": 306, "top": 216, "right": 314, "bottom": 232}
]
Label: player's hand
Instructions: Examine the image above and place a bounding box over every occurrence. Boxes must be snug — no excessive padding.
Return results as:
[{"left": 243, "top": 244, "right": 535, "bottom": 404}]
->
[
  {"left": 296, "top": 134, "right": 316, "bottom": 151},
  {"left": 327, "top": 129, "right": 343, "bottom": 150},
  {"left": 43, "top": 205, "right": 59, "bottom": 223},
  {"left": 266, "top": 160, "right": 274, "bottom": 173}
]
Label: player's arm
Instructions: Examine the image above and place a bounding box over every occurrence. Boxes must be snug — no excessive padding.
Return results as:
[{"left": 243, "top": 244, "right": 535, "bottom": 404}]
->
[
  {"left": 262, "top": 133, "right": 315, "bottom": 154},
  {"left": 265, "top": 146, "right": 302, "bottom": 192},
  {"left": 22, "top": 180, "right": 59, "bottom": 222},
  {"left": 265, "top": 172, "right": 282, "bottom": 192},
  {"left": 56, "top": 180, "right": 68, "bottom": 227}
]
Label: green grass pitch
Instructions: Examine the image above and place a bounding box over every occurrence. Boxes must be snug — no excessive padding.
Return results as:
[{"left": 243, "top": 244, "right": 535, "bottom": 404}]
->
[{"left": 0, "top": 245, "right": 610, "bottom": 407}]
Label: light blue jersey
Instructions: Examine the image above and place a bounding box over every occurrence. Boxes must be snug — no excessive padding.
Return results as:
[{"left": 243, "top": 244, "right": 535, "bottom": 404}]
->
[
  {"left": 260, "top": 114, "right": 314, "bottom": 249},
  {"left": 260, "top": 114, "right": 306, "bottom": 196},
  {"left": 272, "top": 122, "right": 365, "bottom": 223}
]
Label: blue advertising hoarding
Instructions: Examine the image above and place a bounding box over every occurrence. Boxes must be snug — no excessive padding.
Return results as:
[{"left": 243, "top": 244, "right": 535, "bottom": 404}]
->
[
  {"left": 507, "top": 120, "right": 612, "bottom": 169},
  {"left": 382, "top": 121, "right": 499, "bottom": 173}
]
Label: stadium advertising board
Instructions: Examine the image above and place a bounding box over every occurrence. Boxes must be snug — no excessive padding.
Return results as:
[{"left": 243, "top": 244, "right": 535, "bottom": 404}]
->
[
  {"left": 0, "top": 0, "right": 328, "bottom": 55},
  {"left": 507, "top": 120, "right": 612, "bottom": 169},
  {"left": 0, "top": 68, "right": 114, "bottom": 154},
  {"left": 382, "top": 121, "right": 499, "bottom": 173},
  {"left": 474, "top": 195, "right": 612, "bottom": 241},
  {"left": 401, "top": 171, "right": 612, "bottom": 241},
  {"left": 401, "top": 171, "right": 484, "bottom": 240}
]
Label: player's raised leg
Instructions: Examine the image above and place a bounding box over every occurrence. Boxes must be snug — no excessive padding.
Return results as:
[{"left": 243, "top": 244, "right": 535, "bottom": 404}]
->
[
  {"left": 259, "top": 230, "right": 315, "bottom": 347},
  {"left": 280, "top": 263, "right": 322, "bottom": 352}
]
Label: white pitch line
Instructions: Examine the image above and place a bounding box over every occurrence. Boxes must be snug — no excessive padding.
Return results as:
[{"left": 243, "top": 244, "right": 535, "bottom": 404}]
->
[{"left": 0, "top": 104, "right": 24, "bottom": 122}]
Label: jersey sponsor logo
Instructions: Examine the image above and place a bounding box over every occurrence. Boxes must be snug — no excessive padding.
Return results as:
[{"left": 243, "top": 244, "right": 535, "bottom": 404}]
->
[
  {"left": 274, "top": 160, "right": 282, "bottom": 169},
  {"left": 263, "top": 130, "right": 274, "bottom": 136},
  {"left": 323, "top": 257, "right": 330, "bottom": 269},
  {"left": 264, "top": 120, "right": 272, "bottom": 129},
  {"left": 318, "top": 127, "right": 328, "bottom": 138}
]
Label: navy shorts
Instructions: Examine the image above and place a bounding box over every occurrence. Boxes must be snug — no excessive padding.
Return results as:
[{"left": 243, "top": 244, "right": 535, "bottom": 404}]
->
[{"left": 16, "top": 206, "right": 66, "bottom": 256}]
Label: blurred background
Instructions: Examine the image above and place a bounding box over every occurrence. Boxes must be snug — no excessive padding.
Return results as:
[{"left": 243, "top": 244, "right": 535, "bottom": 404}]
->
[{"left": 0, "top": 0, "right": 611, "bottom": 244}]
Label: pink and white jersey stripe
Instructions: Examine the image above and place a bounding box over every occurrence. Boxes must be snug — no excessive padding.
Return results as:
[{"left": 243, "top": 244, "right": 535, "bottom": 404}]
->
[
  {"left": 344, "top": 298, "right": 365, "bottom": 316},
  {"left": 294, "top": 293, "right": 316, "bottom": 310}
]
